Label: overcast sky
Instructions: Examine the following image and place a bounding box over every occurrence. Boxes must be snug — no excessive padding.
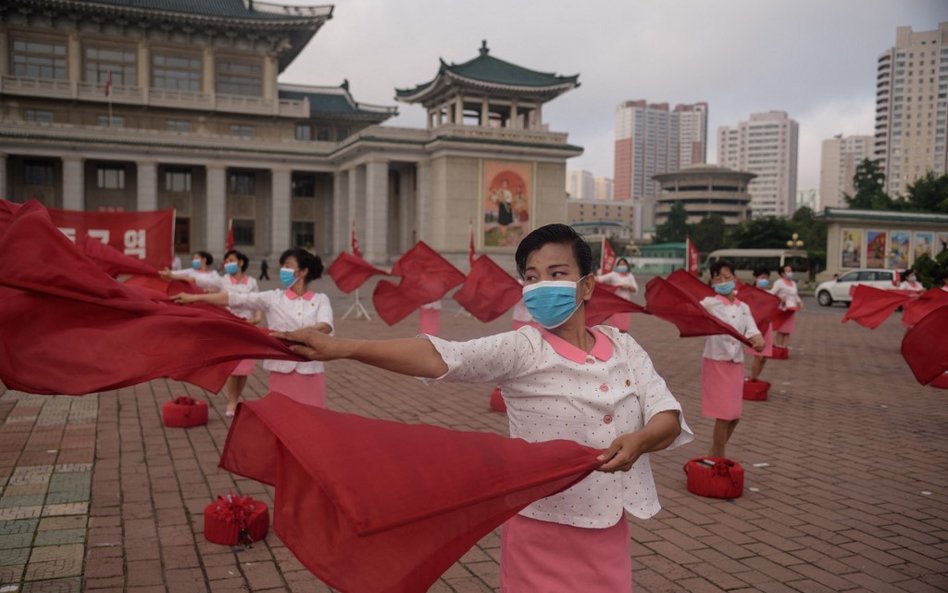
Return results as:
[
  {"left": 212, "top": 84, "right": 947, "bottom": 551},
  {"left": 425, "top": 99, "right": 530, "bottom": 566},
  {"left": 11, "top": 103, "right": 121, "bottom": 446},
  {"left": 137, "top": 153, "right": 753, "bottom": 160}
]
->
[{"left": 280, "top": 0, "right": 948, "bottom": 190}]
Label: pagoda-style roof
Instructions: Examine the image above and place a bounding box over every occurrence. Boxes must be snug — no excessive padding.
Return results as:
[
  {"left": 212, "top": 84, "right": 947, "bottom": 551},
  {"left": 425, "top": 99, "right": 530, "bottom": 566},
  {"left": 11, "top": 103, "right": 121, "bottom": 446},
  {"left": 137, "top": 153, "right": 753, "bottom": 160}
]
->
[
  {"left": 7, "top": 0, "right": 334, "bottom": 72},
  {"left": 279, "top": 82, "right": 397, "bottom": 123},
  {"left": 396, "top": 41, "right": 579, "bottom": 106}
]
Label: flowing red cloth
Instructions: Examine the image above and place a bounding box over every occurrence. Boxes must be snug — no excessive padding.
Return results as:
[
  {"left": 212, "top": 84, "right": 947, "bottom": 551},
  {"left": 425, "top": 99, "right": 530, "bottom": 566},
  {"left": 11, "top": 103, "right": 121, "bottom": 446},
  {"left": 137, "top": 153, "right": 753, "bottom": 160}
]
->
[
  {"left": 666, "top": 269, "right": 714, "bottom": 300},
  {"left": 78, "top": 236, "right": 159, "bottom": 278},
  {"left": 122, "top": 274, "right": 203, "bottom": 297},
  {"left": 644, "top": 277, "right": 753, "bottom": 346},
  {"left": 901, "top": 304, "right": 948, "bottom": 385},
  {"left": 453, "top": 255, "right": 522, "bottom": 322},
  {"left": 372, "top": 242, "right": 465, "bottom": 326},
  {"left": 327, "top": 251, "right": 389, "bottom": 294},
  {"left": 585, "top": 284, "right": 647, "bottom": 327},
  {"left": 220, "top": 394, "right": 601, "bottom": 593},
  {"left": 0, "top": 201, "right": 301, "bottom": 395},
  {"left": 902, "top": 288, "right": 948, "bottom": 327},
  {"left": 842, "top": 285, "right": 914, "bottom": 329}
]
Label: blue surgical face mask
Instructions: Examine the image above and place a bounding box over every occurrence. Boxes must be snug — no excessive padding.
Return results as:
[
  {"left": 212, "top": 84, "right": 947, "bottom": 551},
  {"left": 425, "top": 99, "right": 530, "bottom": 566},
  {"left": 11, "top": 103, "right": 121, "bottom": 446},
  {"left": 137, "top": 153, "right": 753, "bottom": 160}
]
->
[
  {"left": 785, "top": 271, "right": 794, "bottom": 279},
  {"left": 224, "top": 262, "right": 239, "bottom": 276},
  {"left": 279, "top": 267, "right": 297, "bottom": 289},
  {"left": 714, "top": 280, "right": 735, "bottom": 295},
  {"left": 191, "top": 258, "right": 201, "bottom": 270},
  {"left": 615, "top": 265, "right": 629, "bottom": 273},
  {"left": 756, "top": 278, "right": 769, "bottom": 288},
  {"left": 522, "top": 277, "right": 585, "bottom": 329}
]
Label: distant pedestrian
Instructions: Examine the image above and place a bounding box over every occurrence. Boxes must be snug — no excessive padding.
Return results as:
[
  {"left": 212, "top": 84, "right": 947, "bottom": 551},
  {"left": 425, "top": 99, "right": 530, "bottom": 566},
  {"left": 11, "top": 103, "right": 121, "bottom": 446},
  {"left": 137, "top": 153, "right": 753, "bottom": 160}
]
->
[{"left": 260, "top": 258, "right": 270, "bottom": 280}]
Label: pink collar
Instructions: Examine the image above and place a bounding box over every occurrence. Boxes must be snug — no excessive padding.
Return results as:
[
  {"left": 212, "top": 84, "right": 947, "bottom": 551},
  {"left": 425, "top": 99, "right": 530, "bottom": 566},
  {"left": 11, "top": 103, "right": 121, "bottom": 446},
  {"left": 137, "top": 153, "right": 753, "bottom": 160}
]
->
[
  {"left": 716, "top": 294, "right": 741, "bottom": 305},
  {"left": 229, "top": 275, "right": 249, "bottom": 285},
  {"left": 538, "top": 327, "right": 613, "bottom": 364},
  {"left": 284, "top": 289, "right": 315, "bottom": 301}
]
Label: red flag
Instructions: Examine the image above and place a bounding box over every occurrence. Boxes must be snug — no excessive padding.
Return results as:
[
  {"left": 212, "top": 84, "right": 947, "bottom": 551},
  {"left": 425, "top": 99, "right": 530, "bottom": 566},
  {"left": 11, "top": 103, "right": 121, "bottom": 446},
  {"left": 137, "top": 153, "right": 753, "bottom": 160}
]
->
[
  {"left": 666, "top": 268, "right": 714, "bottom": 300},
  {"left": 225, "top": 218, "right": 234, "bottom": 251},
  {"left": 685, "top": 235, "right": 700, "bottom": 275},
  {"left": 453, "top": 255, "right": 522, "bottom": 322},
  {"left": 842, "top": 285, "right": 914, "bottom": 329},
  {"left": 78, "top": 235, "right": 158, "bottom": 278},
  {"left": 327, "top": 251, "right": 389, "bottom": 294},
  {"left": 0, "top": 201, "right": 301, "bottom": 395},
  {"left": 468, "top": 222, "right": 476, "bottom": 269},
  {"left": 373, "top": 242, "right": 466, "bottom": 326},
  {"left": 351, "top": 221, "right": 363, "bottom": 258},
  {"left": 902, "top": 288, "right": 948, "bottom": 327},
  {"left": 600, "top": 237, "right": 616, "bottom": 274},
  {"left": 901, "top": 304, "right": 948, "bottom": 385},
  {"left": 644, "top": 277, "right": 752, "bottom": 346},
  {"left": 585, "top": 284, "right": 647, "bottom": 327},
  {"left": 220, "top": 394, "right": 600, "bottom": 593}
]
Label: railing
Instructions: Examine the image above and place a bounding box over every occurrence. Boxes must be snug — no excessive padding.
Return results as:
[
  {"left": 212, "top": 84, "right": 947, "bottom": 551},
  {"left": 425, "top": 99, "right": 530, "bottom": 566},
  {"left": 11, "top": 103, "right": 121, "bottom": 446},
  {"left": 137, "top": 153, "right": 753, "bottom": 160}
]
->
[{"left": 434, "top": 123, "right": 569, "bottom": 145}]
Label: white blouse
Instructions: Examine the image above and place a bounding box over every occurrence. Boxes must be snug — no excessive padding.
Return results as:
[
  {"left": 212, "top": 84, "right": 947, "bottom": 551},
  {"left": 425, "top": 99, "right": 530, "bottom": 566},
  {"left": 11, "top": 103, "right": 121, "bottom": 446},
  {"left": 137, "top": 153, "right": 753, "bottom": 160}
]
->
[
  {"left": 770, "top": 278, "right": 801, "bottom": 309},
  {"left": 423, "top": 325, "right": 693, "bottom": 528},
  {"left": 192, "top": 274, "right": 259, "bottom": 321},
  {"left": 700, "top": 296, "right": 761, "bottom": 363},
  {"left": 597, "top": 271, "right": 639, "bottom": 301},
  {"left": 228, "top": 289, "right": 334, "bottom": 375}
]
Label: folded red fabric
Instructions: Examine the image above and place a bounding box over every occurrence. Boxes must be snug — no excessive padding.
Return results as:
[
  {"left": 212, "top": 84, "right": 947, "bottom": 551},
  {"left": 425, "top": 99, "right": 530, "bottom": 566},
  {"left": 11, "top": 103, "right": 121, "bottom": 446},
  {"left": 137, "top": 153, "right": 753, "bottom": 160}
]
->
[
  {"left": 220, "top": 394, "right": 601, "bottom": 593},
  {"left": 453, "top": 255, "right": 522, "bottom": 322},
  {"left": 842, "top": 285, "right": 914, "bottom": 329}
]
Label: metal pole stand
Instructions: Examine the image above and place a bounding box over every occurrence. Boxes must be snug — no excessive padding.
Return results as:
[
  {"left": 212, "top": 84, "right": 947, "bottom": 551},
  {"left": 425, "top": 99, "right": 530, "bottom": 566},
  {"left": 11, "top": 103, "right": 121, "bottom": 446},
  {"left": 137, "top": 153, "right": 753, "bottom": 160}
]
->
[{"left": 341, "top": 288, "right": 372, "bottom": 321}]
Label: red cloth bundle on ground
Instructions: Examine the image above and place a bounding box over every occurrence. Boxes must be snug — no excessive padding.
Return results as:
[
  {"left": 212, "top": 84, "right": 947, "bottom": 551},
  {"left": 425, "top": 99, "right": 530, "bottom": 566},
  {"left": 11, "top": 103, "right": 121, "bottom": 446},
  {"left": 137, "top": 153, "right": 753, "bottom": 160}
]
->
[
  {"left": 204, "top": 493, "right": 270, "bottom": 546},
  {"left": 742, "top": 379, "right": 769, "bottom": 401},
  {"left": 902, "top": 304, "right": 948, "bottom": 385},
  {"left": 162, "top": 396, "right": 209, "bottom": 428},
  {"left": 453, "top": 256, "right": 522, "bottom": 322},
  {"left": 842, "top": 285, "right": 914, "bottom": 329},
  {"left": 644, "top": 277, "right": 753, "bottom": 346},
  {"left": 902, "top": 288, "right": 948, "bottom": 327},
  {"left": 585, "top": 284, "right": 647, "bottom": 327},
  {"left": 219, "top": 394, "right": 601, "bottom": 593},
  {"left": 0, "top": 201, "right": 301, "bottom": 395},
  {"left": 327, "top": 251, "right": 389, "bottom": 294},
  {"left": 373, "top": 242, "right": 466, "bottom": 326},
  {"left": 683, "top": 457, "right": 744, "bottom": 499},
  {"left": 771, "top": 345, "right": 790, "bottom": 360}
]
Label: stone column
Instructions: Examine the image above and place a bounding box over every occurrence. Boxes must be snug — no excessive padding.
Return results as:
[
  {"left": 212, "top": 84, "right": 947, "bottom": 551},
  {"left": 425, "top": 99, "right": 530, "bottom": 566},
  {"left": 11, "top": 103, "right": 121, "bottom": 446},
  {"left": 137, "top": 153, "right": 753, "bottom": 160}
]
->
[
  {"left": 455, "top": 95, "right": 464, "bottom": 124},
  {"left": 415, "top": 160, "right": 431, "bottom": 245},
  {"left": 535, "top": 103, "right": 543, "bottom": 127},
  {"left": 364, "top": 160, "right": 389, "bottom": 263},
  {"left": 0, "top": 31, "right": 9, "bottom": 76},
  {"left": 398, "top": 166, "right": 414, "bottom": 252},
  {"left": 67, "top": 33, "right": 80, "bottom": 83},
  {"left": 509, "top": 101, "right": 519, "bottom": 129},
  {"left": 0, "top": 153, "right": 7, "bottom": 199},
  {"left": 332, "top": 170, "right": 349, "bottom": 253},
  {"left": 136, "top": 160, "right": 157, "bottom": 211},
  {"left": 62, "top": 156, "right": 84, "bottom": 211},
  {"left": 202, "top": 47, "right": 215, "bottom": 95},
  {"left": 481, "top": 97, "right": 490, "bottom": 126},
  {"left": 137, "top": 40, "right": 149, "bottom": 91},
  {"left": 205, "top": 165, "right": 226, "bottom": 252},
  {"left": 271, "top": 167, "right": 292, "bottom": 254}
]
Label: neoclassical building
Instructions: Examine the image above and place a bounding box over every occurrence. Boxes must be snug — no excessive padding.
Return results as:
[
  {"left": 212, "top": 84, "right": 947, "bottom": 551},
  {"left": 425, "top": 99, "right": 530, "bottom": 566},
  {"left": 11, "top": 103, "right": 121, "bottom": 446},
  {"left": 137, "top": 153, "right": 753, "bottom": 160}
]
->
[{"left": 0, "top": 0, "right": 582, "bottom": 264}]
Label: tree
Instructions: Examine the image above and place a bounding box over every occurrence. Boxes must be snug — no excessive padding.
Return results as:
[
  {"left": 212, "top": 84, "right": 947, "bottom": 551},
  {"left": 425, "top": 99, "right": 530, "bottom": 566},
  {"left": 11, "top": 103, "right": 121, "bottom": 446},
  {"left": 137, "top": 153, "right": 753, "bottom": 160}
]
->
[
  {"left": 790, "top": 206, "right": 827, "bottom": 275},
  {"left": 844, "top": 159, "right": 896, "bottom": 210},
  {"left": 688, "top": 214, "right": 728, "bottom": 253},
  {"left": 653, "top": 201, "right": 688, "bottom": 244},
  {"left": 904, "top": 172, "right": 948, "bottom": 213},
  {"left": 725, "top": 216, "right": 795, "bottom": 249}
]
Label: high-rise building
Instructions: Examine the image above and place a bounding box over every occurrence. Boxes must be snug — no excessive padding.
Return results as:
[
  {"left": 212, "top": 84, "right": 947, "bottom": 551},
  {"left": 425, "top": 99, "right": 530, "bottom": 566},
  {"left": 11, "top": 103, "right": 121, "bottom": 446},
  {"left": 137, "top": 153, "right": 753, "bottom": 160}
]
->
[
  {"left": 820, "top": 135, "right": 874, "bottom": 209},
  {"left": 796, "top": 188, "right": 820, "bottom": 213},
  {"left": 566, "top": 169, "right": 595, "bottom": 199},
  {"left": 594, "top": 177, "right": 613, "bottom": 201},
  {"left": 874, "top": 22, "right": 948, "bottom": 197},
  {"left": 717, "top": 111, "right": 799, "bottom": 218},
  {"left": 614, "top": 100, "right": 707, "bottom": 236}
]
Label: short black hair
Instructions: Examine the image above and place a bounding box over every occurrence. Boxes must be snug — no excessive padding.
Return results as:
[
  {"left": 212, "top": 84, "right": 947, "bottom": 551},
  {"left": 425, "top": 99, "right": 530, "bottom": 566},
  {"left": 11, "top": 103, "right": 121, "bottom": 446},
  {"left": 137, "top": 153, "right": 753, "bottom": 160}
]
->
[
  {"left": 778, "top": 264, "right": 792, "bottom": 276},
  {"left": 515, "top": 224, "right": 592, "bottom": 278},
  {"left": 710, "top": 260, "right": 734, "bottom": 278},
  {"left": 616, "top": 257, "right": 630, "bottom": 267},
  {"left": 194, "top": 251, "right": 213, "bottom": 266},
  {"left": 753, "top": 266, "right": 770, "bottom": 277},
  {"left": 280, "top": 247, "right": 323, "bottom": 283},
  {"left": 224, "top": 249, "right": 249, "bottom": 273}
]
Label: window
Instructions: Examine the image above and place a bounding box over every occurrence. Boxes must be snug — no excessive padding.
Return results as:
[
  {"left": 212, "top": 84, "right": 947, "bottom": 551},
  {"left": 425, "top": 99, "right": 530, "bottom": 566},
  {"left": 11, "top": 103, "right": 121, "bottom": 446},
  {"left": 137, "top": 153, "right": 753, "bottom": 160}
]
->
[
  {"left": 12, "top": 39, "right": 67, "bottom": 79},
  {"left": 97, "top": 115, "right": 124, "bottom": 128},
  {"left": 230, "top": 125, "right": 254, "bottom": 138},
  {"left": 292, "top": 174, "right": 316, "bottom": 198},
  {"left": 97, "top": 165, "right": 125, "bottom": 189},
  {"left": 295, "top": 123, "right": 313, "bottom": 141},
  {"left": 151, "top": 53, "right": 201, "bottom": 91},
  {"left": 216, "top": 59, "right": 262, "bottom": 96},
  {"left": 336, "top": 127, "right": 350, "bottom": 140},
  {"left": 84, "top": 46, "right": 136, "bottom": 86},
  {"left": 24, "top": 109, "right": 53, "bottom": 124},
  {"left": 24, "top": 161, "right": 54, "bottom": 186},
  {"left": 229, "top": 172, "right": 255, "bottom": 195},
  {"left": 166, "top": 119, "right": 191, "bottom": 133},
  {"left": 164, "top": 169, "right": 192, "bottom": 192},
  {"left": 316, "top": 127, "right": 331, "bottom": 141},
  {"left": 292, "top": 221, "right": 315, "bottom": 249},
  {"left": 232, "top": 220, "right": 255, "bottom": 246}
]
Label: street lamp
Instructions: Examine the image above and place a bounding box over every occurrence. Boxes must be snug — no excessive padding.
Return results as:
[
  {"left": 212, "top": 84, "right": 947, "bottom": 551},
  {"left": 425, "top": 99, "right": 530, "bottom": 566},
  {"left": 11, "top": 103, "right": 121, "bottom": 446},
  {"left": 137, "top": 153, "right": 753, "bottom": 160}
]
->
[{"left": 786, "top": 233, "right": 804, "bottom": 249}]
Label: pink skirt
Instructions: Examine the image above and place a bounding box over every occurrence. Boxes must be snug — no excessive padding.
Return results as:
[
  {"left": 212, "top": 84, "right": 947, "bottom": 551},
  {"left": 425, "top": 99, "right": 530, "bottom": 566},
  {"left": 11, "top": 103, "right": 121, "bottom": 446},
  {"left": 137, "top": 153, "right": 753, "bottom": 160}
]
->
[
  {"left": 268, "top": 371, "right": 326, "bottom": 408},
  {"left": 419, "top": 308, "right": 441, "bottom": 336},
  {"left": 701, "top": 358, "right": 744, "bottom": 420},
  {"left": 746, "top": 326, "right": 773, "bottom": 358},
  {"left": 231, "top": 359, "right": 256, "bottom": 377},
  {"left": 608, "top": 312, "right": 632, "bottom": 331},
  {"left": 774, "top": 310, "right": 797, "bottom": 334},
  {"left": 501, "top": 514, "right": 631, "bottom": 593}
]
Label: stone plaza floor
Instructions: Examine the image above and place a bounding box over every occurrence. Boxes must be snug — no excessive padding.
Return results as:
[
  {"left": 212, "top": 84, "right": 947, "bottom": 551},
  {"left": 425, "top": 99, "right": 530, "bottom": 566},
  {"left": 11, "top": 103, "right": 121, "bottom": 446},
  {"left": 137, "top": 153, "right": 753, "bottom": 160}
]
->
[{"left": 0, "top": 282, "right": 946, "bottom": 593}]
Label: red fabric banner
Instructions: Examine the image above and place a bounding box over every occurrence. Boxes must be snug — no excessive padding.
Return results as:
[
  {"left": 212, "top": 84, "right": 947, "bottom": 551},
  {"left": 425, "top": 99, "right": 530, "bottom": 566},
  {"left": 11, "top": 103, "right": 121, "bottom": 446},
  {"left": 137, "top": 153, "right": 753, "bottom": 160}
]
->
[
  {"left": 666, "top": 268, "right": 714, "bottom": 300},
  {"left": 585, "top": 284, "right": 647, "bottom": 327},
  {"left": 219, "top": 394, "right": 601, "bottom": 593},
  {"left": 453, "top": 255, "right": 522, "bottom": 322},
  {"left": 327, "top": 251, "right": 389, "bottom": 294},
  {"left": 902, "top": 288, "right": 948, "bottom": 327},
  {"left": 600, "top": 238, "right": 616, "bottom": 274},
  {"left": 372, "top": 242, "right": 466, "bottom": 326},
  {"left": 78, "top": 235, "right": 158, "bottom": 278},
  {"left": 685, "top": 236, "right": 700, "bottom": 275},
  {"left": 644, "top": 277, "right": 752, "bottom": 346},
  {"left": 0, "top": 201, "right": 300, "bottom": 395},
  {"left": 901, "top": 304, "right": 948, "bottom": 385},
  {"left": 842, "top": 285, "right": 915, "bottom": 329},
  {"left": 666, "top": 270, "right": 779, "bottom": 333}
]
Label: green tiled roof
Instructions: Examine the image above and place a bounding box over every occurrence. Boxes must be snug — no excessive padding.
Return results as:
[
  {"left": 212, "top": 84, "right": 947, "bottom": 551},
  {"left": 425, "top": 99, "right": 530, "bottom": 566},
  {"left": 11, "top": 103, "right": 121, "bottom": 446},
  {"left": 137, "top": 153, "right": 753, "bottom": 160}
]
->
[
  {"left": 69, "top": 0, "right": 332, "bottom": 21},
  {"left": 279, "top": 82, "right": 397, "bottom": 122}
]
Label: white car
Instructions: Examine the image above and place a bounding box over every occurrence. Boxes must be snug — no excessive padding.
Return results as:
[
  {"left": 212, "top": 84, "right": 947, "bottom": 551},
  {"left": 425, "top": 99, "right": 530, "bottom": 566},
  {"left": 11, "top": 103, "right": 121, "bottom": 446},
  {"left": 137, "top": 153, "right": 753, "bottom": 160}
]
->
[{"left": 816, "top": 269, "right": 899, "bottom": 306}]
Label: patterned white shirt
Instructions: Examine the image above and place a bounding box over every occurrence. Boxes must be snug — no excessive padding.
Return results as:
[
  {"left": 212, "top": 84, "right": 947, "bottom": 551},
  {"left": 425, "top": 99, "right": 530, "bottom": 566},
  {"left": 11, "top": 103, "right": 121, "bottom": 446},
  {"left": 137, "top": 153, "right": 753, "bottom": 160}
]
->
[
  {"left": 770, "top": 278, "right": 802, "bottom": 309},
  {"left": 597, "top": 271, "right": 639, "bottom": 301},
  {"left": 424, "top": 325, "right": 693, "bottom": 528},
  {"left": 700, "top": 296, "right": 761, "bottom": 363},
  {"left": 171, "top": 268, "right": 220, "bottom": 283},
  {"left": 192, "top": 274, "right": 259, "bottom": 321},
  {"left": 229, "top": 289, "right": 334, "bottom": 374}
]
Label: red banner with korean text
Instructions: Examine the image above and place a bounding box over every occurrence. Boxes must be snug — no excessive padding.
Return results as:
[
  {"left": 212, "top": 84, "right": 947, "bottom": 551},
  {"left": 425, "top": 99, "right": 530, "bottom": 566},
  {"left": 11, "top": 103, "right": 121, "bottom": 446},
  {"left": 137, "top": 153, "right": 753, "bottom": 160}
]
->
[{"left": 47, "top": 207, "right": 174, "bottom": 269}]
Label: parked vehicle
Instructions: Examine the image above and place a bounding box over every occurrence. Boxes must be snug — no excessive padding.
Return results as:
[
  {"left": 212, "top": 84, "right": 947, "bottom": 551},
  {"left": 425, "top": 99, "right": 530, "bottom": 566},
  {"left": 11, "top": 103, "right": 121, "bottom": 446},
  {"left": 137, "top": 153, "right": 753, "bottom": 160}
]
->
[
  {"left": 815, "top": 269, "right": 898, "bottom": 306},
  {"left": 704, "top": 249, "right": 809, "bottom": 282}
]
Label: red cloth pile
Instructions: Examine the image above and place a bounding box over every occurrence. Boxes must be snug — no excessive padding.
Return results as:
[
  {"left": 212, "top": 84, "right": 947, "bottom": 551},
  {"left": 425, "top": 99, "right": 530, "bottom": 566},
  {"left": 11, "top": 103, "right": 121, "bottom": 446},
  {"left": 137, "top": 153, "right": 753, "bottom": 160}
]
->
[
  {"left": 373, "top": 242, "right": 465, "bottom": 325},
  {"left": 327, "top": 251, "right": 389, "bottom": 294},
  {"left": 842, "top": 285, "right": 915, "bottom": 329},
  {"left": 0, "top": 201, "right": 301, "bottom": 395},
  {"left": 453, "top": 255, "right": 522, "bottom": 322},
  {"left": 220, "top": 394, "right": 601, "bottom": 593},
  {"left": 204, "top": 493, "right": 270, "bottom": 546}
]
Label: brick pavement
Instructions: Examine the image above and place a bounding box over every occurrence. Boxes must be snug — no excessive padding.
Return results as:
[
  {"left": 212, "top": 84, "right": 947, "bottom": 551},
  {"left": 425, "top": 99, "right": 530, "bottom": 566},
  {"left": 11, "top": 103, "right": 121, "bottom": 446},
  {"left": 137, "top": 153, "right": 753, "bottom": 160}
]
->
[{"left": 0, "top": 284, "right": 946, "bottom": 592}]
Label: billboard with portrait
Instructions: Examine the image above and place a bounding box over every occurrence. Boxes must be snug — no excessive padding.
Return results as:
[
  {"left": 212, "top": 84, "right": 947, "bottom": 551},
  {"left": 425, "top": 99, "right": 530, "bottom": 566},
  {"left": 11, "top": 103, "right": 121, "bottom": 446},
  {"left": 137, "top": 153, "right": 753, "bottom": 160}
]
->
[
  {"left": 866, "top": 230, "right": 887, "bottom": 268},
  {"left": 840, "top": 228, "right": 863, "bottom": 268},
  {"left": 483, "top": 161, "right": 531, "bottom": 248}
]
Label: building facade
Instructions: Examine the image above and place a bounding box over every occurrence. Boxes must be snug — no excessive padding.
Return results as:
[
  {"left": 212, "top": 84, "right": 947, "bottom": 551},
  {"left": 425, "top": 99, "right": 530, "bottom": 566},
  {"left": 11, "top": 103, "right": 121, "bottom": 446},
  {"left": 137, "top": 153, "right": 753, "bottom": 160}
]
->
[
  {"left": 653, "top": 164, "right": 754, "bottom": 226},
  {"left": 566, "top": 169, "right": 594, "bottom": 199},
  {"left": 594, "top": 176, "right": 613, "bottom": 201},
  {"left": 819, "top": 134, "right": 873, "bottom": 210},
  {"left": 796, "top": 188, "right": 820, "bottom": 212},
  {"left": 1, "top": 2, "right": 582, "bottom": 265},
  {"left": 717, "top": 110, "right": 799, "bottom": 218},
  {"left": 565, "top": 197, "right": 635, "bottom": 240},
  {"left": 873, "top": 22, "right": 948, "bottom": 198},
  {"left": 613, "top": 100, "right": 707, "bottom": 237}
]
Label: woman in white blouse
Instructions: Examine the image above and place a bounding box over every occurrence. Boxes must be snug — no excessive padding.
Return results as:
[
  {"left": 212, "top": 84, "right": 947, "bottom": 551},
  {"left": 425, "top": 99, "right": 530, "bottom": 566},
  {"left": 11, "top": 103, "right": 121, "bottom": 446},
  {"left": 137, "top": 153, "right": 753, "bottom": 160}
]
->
[
  {"left": 899, "top": 270, "right": 925, "bottom": 293},
  {"left": 596, "top": 257, "right": 639, "bottom": 331},
  {"left": 770, "top": 264, "right": 803, "bottom": 348},
  {"left": 276, "top": 224, "right": 692, "bottom": 593}
]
